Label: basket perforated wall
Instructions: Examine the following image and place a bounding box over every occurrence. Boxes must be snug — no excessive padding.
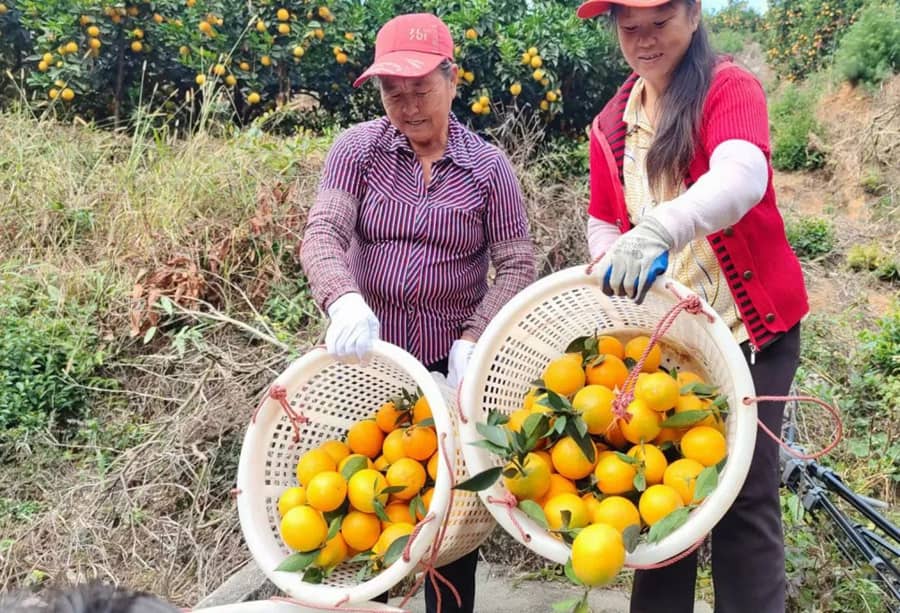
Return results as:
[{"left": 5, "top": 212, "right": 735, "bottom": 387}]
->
[{"left": 460, "top": 268, "right": 757, "bottom": 567}]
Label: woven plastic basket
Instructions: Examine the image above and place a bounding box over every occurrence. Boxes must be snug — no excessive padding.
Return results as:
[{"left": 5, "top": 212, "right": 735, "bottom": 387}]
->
[
  {"left": 459, "top": 266, "right": 757, "bottom": 567},
  {"left": 236, "top": 341, "right": 494, "bottom": 608}
]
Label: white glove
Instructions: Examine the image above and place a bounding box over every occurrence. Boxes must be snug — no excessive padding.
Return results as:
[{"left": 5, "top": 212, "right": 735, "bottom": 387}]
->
[
  {"left": 325, "top": 293, "right": 380, "bottom": 360},
  {"left": 446, "top": 339, "right": 476, "bottom": 390},
  {"left": 597, "top": 216, "right": 674, "bottom": 304}
]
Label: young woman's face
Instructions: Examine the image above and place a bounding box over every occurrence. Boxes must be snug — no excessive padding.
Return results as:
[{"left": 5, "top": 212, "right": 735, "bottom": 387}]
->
[
  {"left": 615, "top": 1, "right": 701, "bottom": 91},
  {"left": 379, "top": 65, "right": 458, "bottom": 148}
]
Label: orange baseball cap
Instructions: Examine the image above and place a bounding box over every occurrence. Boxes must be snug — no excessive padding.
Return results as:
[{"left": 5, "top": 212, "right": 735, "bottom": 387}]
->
[
  {"left": 353, "top": 13, "right": 454, "bottom": 88},
  {"left": 576, "top": 0, "right": 671, "bottom": 19}
]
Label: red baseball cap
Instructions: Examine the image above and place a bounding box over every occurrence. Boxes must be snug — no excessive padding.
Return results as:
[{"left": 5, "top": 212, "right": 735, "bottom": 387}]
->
[
  {"left": 353, "top": 13, "right": 454, "bottom": 88},
  {"left": 576, "top": 0, "right": 671, "bottom": 19}
]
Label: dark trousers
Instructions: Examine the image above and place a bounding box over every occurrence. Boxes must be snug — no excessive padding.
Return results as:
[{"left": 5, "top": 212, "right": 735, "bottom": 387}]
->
[
  {"left": 375, "top": 357, "right": 480, "bottom": 613},
  {"left": 631, "top": 324, "right": 801, "bottom": 613}
]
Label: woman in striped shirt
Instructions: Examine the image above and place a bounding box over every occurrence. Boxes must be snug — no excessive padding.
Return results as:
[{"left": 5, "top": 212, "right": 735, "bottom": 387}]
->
[
  {"left": 299, "top": 13, "right": 535, "bottom": 612},
  {"left": 579, "top": 0, "right": 807, "bottom": 611}
]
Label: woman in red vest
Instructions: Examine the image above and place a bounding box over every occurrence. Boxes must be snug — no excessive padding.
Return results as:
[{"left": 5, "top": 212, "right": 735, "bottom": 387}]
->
[{"left": 578, "top": 0, "right": 808, "bottom": 611}]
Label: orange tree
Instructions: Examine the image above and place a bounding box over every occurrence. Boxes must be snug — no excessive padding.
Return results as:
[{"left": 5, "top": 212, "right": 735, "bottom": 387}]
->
[
  {"left": 761, "top": 0, "right": 865, "bottom": 80},
  {"left": 1, "top": 0, "right": 628, "bottom": 138}
]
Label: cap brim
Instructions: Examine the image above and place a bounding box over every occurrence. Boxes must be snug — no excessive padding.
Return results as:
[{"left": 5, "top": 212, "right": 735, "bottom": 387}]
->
[
  {"left": 576, "top": 0, "right": 671, "bottom": 19},
  {"left": 353, "top": 51, "right": 447, "bottom": 88}
]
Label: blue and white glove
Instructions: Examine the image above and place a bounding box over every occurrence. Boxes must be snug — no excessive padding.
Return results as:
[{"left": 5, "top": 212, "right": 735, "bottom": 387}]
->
[
  {"left": 325, "top": 292, "right": 380, "bottom": 360},
  {"left": 597, "top": 216, "right": 673, "bottom": 304},
  {"left": 446, "top": 339, "right": 476, "bottom": 390}
]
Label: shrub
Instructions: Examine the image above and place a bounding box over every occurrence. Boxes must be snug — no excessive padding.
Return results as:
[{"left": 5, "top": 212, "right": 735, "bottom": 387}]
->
[
  {"left": 706, "top": 0, "right": 762, "bottom": 36},
  {"left": 710, "top": 29, "right": 746, "bottom": 55},
  {"left": 1, "top": 0, "right": 629, "bottom": 138},
  {"left": 769, "top": 84, "right": 825, "bottom": 171},
  {"left": 834, "top": 2, "right": 900, "bottom": 87},
  {"left": 785, "top": 215, "right": 834, "bottom": 260},
  {"left": 0, "top": 278, "right": 114, "bottom": 438},
  {"left": 846, "top": 243, "right": 899, "bottom": 281},
  {"left": 860, "top": 307, "right": 900, "bottom": 377},
  {"left": 761, "top": 0, "right": 865, "bottom": 81}
]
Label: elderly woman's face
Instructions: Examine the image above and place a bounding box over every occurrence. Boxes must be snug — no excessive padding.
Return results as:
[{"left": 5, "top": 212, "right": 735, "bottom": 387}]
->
[{"left": 379, "top": 65, "right": 458, "bottom": 146}]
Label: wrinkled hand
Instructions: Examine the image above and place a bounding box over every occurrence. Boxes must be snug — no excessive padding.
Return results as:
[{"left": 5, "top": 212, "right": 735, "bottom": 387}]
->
[
  {"left": 446, "top": 339, "right": 476, "bottom": 390},
  {"left": 597, "top": 216, "right": 673, "bottom": 304},
  {"left": 325, "top": 292, "right": 380, "bottom": 360}
]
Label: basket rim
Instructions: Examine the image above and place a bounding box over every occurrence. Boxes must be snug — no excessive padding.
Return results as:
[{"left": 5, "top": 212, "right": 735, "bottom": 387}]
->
[
  {"left": 236, "top": 341, "right": 456, "bottom": 606},
  {"left": 459, "top": 266, "right": 757, "bottom": 566}
]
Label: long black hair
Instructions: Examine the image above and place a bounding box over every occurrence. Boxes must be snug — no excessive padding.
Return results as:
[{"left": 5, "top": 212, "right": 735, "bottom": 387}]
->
[{"left": 613, "top": 0, "right": 717, "bottom": 199}]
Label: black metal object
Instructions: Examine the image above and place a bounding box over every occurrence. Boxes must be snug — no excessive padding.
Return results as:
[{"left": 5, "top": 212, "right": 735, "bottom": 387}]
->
[{"left": 780, "top": 407, "right": 900, "bottom": 605}]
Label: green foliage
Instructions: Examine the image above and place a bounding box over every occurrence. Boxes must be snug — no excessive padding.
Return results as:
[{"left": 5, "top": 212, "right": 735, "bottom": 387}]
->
[
  {"left": 846, "top": 243, "right": 899, "bottom": 282},
  {"left": 769, "top": 84, "right": 825, "bottom": 171},
  {"left": 0, "top": 0, "right": 629, "bottom": 137},
  {"left": 860, "top": 307, "right": 900, "bottom": 377},
  {"left": 0, "top": 277, "right": 114, "bottom": 438},
  {"left": 785, "top": 216, "right": 834, "bottom": 260},
  {"left": 262, "top": 275, "right": 318, "bottom": 335},
  {"left": 834, "top": 2, "right": 900, "bottom": 87},
  {"left": 709, "top": 29, "right": 746, "bottom": 55},
  {"left": 706, "top": 0, "right": 762, "bottom": 35},
  {"left": 761, "top": 0, "right": 865, "bottom": 81}
]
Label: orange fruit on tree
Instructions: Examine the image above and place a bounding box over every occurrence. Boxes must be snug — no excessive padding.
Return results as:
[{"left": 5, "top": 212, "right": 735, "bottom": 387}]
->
[
  {"left": 571, "top": 523, "right": 626, "bottom": 587},
  {"left": 341, "top": 510, "right": 381, "bottom": 551},
  {"left": 638, "top": 484, "right": 684, "bottom": 526},
  {"left": 381, "top": 428, "right": 406, "bottom": 464},
  {"left": 572, "top": 385, "right": 616, "bottom": 435},
  {"left": 276, "top": 7, "right": 290, "bottom": 20},
  {"left": 619, "top": 399, "right": 662, "bottom": 445},
  {"left": 663, "top": 458, "right": 705, "bottom": 504},
  {"left": 537, "top": 473, "right": 577, "bottom": 507},
  {"left": 280, "top": 505, "right": 327, "bottom": 552},
  {"left": 627, "top": 443, "right": 668, "bottom": 485},
  {"left": 314, "top": 533, "right": 348, "bottom": 569},
  {"left": 401, "top": 426, "right": 437, "bottom": 461},
  {"left": 277, "top": 486, "right": 306, "bottom": 517},
  {"left": 550, "top": 436, "right": 597, "bottom": 480},
  {"left": 320, "top": 440, "right": 351, "bottom": 464},
  {"left": 305, "top": 471, "right": 347, "bottom": 512},
  {"left": 372, "top": 522, "right": 414, "bottom": 557},
  {"left": 681, "top": 426, "right": 727, "bottom": 467},
  {"left": 541, "top": 353, "right": 585, "bottom": 397},
  {"left": 624, "top": 336, "right": 662, "bottom": 372},
  {"left": 347, "top": 420, "right": 384, "bottom": 459},
  {"left": 595, "top": 335, "right": 625, "bottom": 359},
  {"left": 376, "top": 400, "right": 407, "bottom": 433},
  {"left": 296, "top": 448, "right": 336, "bottom": 487},
  {"left": 413, "top": 395, "right": 432, "bottom": 424},
  {"left": 593, "top": 452, "right": 637, "bottom": 495},
  {"left": 347, "top": 468, "right": 389, "bottom": 513},
  {"left": 386, "top": 458, "right": 426, "bottom": 500},
  {"left": 590, "top": 495, "right": 642, "bottom": 533},
  {"left": 634, "top": 371, "right": 680, "bottom": 412},
  {"left": 503, "top": 452, "right": 551, "bottom": 501},
  {"left": 584, "top": 355, "right": 629, "bottom": 390},
  {"left": 543, "top": 493, "right": 589, "bottom": 530},
  {"left": 382, "top": 502, "right": 416, "bottom": 529}
]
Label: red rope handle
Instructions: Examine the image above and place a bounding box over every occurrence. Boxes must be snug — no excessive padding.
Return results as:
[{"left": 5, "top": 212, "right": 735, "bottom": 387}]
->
[
  {"left": 744, "top": 394, "right": 843, "bottom": 460},
  {"left": 611, "top": 290, "right": 711, "bottom": 420},
  {"left": 252, "top": 384, "right": 309, "bottom": 443},
  {"left": 455, "top": 376, "right": 468, "bottom": 424},
  {"left": 487, "top": 491, "right": 531, "bottom": 543},
  {"left": 402, "top": 513, "right": 436, "bottom": 563},
  {"left": 584, "top": 251, "right": 606, "bottom": 276}
]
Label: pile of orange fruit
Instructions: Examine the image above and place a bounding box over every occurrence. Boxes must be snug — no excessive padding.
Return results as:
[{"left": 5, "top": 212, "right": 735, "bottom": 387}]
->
[
  {"left": 495, "top": 334, "right": 728, "bottom": 587},
  {"left": 275, "top": 391, "right": 439, "bottom": 580}
]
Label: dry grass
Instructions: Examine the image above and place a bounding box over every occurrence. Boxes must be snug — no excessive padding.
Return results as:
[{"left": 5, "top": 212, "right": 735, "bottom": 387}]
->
[{"left": 0, "top": 106, "right": 590, "bottom": 606}]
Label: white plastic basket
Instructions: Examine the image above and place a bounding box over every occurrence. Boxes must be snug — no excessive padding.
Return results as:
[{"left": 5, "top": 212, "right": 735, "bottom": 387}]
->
[
  {"left": 459, "top": 266, "right": 757, "bottom": 567},
  {"left": 193, "top": 599, "right": 406, "bottom": 612},
  {"left": 236, "top": 340, "right": 493, "bottom": 608}
]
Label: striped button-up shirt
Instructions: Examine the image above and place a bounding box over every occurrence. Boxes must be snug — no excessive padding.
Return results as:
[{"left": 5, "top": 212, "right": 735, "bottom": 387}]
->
[{"left": 300, "top": 114, "right": 535, "bottom": 365}]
